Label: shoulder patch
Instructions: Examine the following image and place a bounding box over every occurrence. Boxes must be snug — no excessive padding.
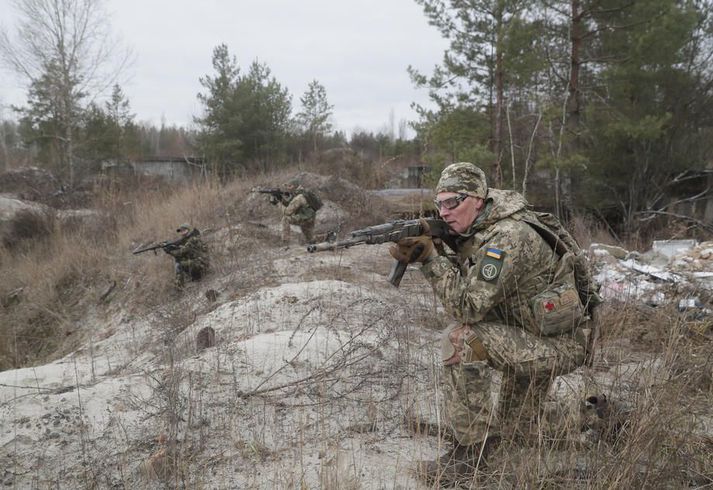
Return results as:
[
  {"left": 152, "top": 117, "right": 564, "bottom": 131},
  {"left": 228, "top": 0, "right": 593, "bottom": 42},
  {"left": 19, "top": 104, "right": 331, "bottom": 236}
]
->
[{"left": 478, "top": 249, "right": 505, "bottom": 282}]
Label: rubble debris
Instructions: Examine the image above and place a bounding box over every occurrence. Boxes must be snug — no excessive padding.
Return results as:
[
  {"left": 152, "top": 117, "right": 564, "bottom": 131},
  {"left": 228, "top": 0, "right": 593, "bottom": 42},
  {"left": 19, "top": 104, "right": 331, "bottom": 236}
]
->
[
  {"left": 591, "top": 240, "right": 713, "bottom": 307},
  {"left": 652, "top": 239, "right": 698, "bottom": 259}
]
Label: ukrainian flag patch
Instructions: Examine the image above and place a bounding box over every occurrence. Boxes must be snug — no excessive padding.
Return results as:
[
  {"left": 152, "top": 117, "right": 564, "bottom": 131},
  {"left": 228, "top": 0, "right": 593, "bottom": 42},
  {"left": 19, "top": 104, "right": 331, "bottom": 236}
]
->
[
  {"left": 485, "top": 248, "right": 503, "bottom": 259},
  {"left": 478, "top": 248, "right": 505, "bottom": 282}
]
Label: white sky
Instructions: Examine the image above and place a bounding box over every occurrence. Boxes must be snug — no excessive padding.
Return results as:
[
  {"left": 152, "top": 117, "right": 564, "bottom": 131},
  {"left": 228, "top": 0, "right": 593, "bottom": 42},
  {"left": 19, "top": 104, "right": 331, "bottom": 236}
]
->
[{"left": 0, "top": 0, "right": 449, "bottom": 136}]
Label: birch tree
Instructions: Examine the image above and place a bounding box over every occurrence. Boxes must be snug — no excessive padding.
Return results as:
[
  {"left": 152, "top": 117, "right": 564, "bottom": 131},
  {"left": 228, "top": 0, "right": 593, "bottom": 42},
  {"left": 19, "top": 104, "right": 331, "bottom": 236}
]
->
[{"left": 0, "top": 0, "right": 131, "bottom": 185}]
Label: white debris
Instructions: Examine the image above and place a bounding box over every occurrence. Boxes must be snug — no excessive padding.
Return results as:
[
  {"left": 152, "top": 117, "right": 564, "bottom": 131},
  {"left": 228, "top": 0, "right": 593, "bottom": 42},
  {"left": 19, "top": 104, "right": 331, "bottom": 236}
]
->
[{"left": 652, "top": 239, "right": 698, "bottom": 258}]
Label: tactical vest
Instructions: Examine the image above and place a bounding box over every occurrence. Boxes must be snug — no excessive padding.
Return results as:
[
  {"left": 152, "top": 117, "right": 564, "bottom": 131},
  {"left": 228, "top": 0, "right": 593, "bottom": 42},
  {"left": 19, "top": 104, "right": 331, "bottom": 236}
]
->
[
  {"left": 299, "top": 189, "right": 323, "bottom": 211},
  {"left": 455, "top": 210, "right": 600, "bottom": 336},
  {"left": 520, "top": 211, "right": 602, "bottom": 316}
]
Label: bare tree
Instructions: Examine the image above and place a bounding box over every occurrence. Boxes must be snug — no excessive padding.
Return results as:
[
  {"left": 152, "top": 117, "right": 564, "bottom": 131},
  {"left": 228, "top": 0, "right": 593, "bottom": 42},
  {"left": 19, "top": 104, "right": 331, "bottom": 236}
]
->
[{"left": 0, "top": 0, "right": 132, "bottom": 185}]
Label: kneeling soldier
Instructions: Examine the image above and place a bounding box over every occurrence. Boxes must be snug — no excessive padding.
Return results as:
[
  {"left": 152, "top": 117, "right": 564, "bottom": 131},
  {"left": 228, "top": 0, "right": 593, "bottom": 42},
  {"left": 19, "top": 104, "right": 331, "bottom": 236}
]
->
[{"left": 165, "top": 223, "right": 209, "bottom": 289}]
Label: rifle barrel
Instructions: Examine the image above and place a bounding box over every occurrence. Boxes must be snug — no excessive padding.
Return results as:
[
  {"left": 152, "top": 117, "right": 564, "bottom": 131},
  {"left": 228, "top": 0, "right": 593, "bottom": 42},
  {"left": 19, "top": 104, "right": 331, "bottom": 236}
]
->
[{"left": 306, "top": 236, "right": 365, "bottom": 253}]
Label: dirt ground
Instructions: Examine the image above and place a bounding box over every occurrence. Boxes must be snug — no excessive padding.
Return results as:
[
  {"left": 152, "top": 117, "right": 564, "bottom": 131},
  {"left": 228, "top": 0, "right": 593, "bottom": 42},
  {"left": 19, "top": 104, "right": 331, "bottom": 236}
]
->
[{"left": 1, "top": 171, "right": 711, "bottom": 489}]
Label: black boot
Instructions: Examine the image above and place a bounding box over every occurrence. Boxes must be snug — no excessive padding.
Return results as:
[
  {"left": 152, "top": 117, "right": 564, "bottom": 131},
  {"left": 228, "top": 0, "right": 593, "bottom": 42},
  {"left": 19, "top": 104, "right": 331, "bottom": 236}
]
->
[{"left": 417, "top": 437, "right": 499, "bottom": 485}]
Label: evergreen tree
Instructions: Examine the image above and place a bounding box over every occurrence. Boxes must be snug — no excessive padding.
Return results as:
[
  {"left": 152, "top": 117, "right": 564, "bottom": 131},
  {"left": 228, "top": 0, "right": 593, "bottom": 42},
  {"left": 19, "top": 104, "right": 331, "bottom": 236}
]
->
[
  {"left": 15, "top": 59, "right": 86, "bottom": 177},
  {"left": 79, "top": 84, "right": 138, "bottom": 162},
  {"left": 195, "top": 45, "right": 292, "bottom": 176},
  {"left": 195, "top": 44, "right": 244, "bottom": 176},
  {"left": 296, "top": 80, "right": 334, "bottom": 155},
  {"left": 235, "top": 60, "right": 292, "bottom": 168},
  {"left": 582, "top": 0, "right": 713, "bottom": 234},
  {"left": 410, "top": 0, "right": 537, "bottom": 186}
]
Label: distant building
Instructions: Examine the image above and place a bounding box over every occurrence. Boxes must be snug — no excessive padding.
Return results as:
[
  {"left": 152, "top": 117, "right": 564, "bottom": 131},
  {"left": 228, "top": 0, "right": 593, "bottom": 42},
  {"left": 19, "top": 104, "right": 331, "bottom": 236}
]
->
[
  {"left": 384, "top": 159, "right": 431, "bottom": 188},
  {"left": 101, "top": 156, "right": 205, "bottom": 183}
]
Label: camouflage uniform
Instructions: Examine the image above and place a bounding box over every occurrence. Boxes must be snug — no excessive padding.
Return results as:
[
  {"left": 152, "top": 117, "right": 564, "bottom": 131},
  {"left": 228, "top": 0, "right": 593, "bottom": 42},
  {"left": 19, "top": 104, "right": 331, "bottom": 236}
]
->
[
  {"left": 165, "top": 226, "right": 210, "bottom": 289},
  {"left": 280, "top": 187, "right": 317, "bottom": 244},
  {"left": 420, "top": 163, "right": 588, "bottom": 446}
]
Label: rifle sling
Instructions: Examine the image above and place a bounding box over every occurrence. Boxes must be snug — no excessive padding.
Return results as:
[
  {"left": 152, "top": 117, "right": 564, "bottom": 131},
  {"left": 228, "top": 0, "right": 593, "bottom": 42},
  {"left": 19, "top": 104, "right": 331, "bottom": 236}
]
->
[{"left": 522, "top": 219, "right": 569, "bottom": 258}]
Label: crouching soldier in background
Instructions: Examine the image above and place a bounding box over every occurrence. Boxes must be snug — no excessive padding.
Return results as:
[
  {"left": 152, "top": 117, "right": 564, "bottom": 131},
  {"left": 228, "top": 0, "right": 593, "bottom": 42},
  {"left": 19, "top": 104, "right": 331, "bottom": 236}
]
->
[
  {"left": 165, "top": 223, "right": 209, "bottom": 289},
  {"left": 275, "top": 180, "right": 322, "bottom": 245}
]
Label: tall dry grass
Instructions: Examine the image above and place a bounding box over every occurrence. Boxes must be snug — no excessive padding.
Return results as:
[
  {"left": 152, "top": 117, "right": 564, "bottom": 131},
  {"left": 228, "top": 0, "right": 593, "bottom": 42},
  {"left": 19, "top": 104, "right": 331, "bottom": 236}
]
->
[
  {"left": 0, "top": 164, "right": 395, "bottom": 370},
  {"left": 2, "top": 164, "right": 711, "bottom": 488},
  {"left": 468, "top": 300, "right": 712, "bottom": 489},
  {"left": 0, "top": 173, "right": 247, "bottom": 369}
]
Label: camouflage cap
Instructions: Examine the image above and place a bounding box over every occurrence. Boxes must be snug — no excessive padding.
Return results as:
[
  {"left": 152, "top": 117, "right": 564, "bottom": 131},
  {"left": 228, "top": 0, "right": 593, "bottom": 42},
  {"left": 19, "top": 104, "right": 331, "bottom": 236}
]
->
[
  {"left": 435, "top": 162, "right": 488, "bottom": 199},
  {"left": 177, "top": 223, "right": 191, "bottom": 232},
  {"left": 285, "top": 178, "right": 301, "bottom": 190}
]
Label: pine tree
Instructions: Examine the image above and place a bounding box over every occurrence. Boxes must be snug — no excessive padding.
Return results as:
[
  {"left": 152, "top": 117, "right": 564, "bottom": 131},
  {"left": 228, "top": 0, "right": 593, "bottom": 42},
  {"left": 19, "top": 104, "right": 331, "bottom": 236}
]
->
[
  {"left": 296, "top": 80, "right": 334, "bottom": 155},
  {"left": 195, "top": 45, "right": 292, "bottom": 176}
]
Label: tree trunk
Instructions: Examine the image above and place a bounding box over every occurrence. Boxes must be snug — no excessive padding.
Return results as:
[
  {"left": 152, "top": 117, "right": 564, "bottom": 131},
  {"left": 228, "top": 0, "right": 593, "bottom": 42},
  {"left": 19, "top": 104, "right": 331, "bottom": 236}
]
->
[
  {"left": 0, "top": 123, "right": 7, "bottom": 171},
  {"left": 560, "top": 0, "right": 584, "bottom": 218},
  {"left": 555, "top": 166, "right": 562, "bottom": 218},
  {"left": 705, "top": 164, "right": 713, "bottom": 225},
  {"left": 493, "top": 13, "right": 505, "bottom": 188},
  {"left": 567, "top": 0, "right": 583, "bottom": 128}
]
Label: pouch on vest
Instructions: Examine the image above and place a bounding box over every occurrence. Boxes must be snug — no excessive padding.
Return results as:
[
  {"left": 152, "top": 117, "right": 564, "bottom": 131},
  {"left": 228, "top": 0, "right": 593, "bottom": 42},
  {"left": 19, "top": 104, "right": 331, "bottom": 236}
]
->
[
  {"left": 527, "top": 252, "right": 584, "bottom": 336},
  {"left": 523, "top": 213, "right": 602, "bottom": 316},
  {"left": 529, "top": 283, "right": 584, "bottom": 335}
]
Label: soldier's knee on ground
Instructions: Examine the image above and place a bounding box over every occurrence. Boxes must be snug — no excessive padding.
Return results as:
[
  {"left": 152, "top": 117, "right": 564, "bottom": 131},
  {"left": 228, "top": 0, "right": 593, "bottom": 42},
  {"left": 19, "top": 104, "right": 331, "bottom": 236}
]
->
[{"left": 174, "top": 273, "right": 186, "bottom": 290}]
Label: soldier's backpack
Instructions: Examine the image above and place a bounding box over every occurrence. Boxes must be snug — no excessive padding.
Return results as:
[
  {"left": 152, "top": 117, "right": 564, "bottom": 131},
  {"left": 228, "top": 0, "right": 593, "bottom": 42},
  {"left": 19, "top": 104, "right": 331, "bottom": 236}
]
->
[
  {"left": 522, "top": 212, "right": 602, "bottom": 316},
  {"left": 300, "top": 189, "right": 323, "bottom": 211}
]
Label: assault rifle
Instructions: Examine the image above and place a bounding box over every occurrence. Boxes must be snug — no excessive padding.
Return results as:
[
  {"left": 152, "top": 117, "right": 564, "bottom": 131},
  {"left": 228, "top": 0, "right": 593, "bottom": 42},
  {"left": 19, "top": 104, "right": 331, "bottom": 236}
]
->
[
  {"left": 306, "top": 218, "right": 456, "bottom": 287},
  {"left": 132, "top": 228, "right": 199, "bottom": 255},
  {"left": 252, "top": 187, "right": 292, "bottom": 205}
]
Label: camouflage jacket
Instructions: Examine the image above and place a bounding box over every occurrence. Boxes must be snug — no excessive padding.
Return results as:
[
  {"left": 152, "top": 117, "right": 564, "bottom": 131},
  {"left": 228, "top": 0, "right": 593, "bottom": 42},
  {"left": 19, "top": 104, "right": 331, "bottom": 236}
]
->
[
  {"left": 166, "top": 233, "right": 210, "bottom": 270},
  {"left": 421, "top": 189, "right": 575, "bottom": 329},
  {"left": 281, "top": 193, "right": 316, "bottom": 224}
]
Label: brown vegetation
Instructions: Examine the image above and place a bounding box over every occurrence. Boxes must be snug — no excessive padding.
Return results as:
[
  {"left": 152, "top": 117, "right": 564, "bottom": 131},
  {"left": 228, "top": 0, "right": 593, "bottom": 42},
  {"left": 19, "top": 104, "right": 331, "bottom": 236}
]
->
[
  {"left": 0, "top": 164, "right": 394, "bottom": 369},
  {"left": 0, "top": 163, "right": 711, "bottom": 488}
]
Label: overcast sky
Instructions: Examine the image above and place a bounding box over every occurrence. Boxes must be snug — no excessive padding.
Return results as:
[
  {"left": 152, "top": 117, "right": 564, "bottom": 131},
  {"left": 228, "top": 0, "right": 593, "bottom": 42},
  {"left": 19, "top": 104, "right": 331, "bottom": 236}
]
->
[{"left": 0, "top": 0, "right": 449, "bottom": 136}]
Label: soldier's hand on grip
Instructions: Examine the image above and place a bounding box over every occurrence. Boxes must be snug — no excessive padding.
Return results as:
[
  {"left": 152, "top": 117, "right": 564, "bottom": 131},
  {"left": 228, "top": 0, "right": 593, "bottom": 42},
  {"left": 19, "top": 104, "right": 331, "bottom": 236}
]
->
[{"left": 389, "top": 235, "right": 435, "bottom": 264}]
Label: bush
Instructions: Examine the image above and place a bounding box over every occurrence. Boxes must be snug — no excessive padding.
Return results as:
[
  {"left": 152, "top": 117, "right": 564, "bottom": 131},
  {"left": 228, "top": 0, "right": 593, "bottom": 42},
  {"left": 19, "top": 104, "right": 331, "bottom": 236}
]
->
[{"left": 1, "top": 209, "right": 55, "bottom": 251}]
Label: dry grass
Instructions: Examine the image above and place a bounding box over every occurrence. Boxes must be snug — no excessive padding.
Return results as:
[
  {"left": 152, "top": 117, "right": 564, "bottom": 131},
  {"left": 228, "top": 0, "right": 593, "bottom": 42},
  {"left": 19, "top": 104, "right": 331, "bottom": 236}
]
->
[
  {"left": 0, "top": 164, "right": 396, "bottom": 370},
  {"left": 502, "top": 300, "right": 713, "bottom": 489},
  {"left": 569, "top": 213, "right": 618, "bottom": 249},
  {"left": 0, "top": 174, "right": 235, "bottom": 369},
  {"left": 2, "top": 164, "right": 712, "bottom": 488}
]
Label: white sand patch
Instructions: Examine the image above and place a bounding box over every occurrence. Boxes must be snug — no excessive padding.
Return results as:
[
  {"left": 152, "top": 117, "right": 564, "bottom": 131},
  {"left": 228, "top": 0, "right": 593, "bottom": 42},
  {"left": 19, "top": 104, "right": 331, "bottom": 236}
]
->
[{"left": 185, "top": 279, "right": 405, "bottom": 346}]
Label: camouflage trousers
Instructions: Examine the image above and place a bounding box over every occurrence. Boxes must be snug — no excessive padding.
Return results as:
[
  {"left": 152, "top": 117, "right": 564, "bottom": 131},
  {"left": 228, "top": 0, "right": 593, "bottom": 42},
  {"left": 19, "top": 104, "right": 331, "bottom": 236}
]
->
[
  {"left": 174, "top": 260, "right": 206, "bottom": 289},
  {"left": 282, "top": 216, "right": 315, "bottom": 244},
  {"left": 442, "top": 321, "right": 586, "bottom": 445}
]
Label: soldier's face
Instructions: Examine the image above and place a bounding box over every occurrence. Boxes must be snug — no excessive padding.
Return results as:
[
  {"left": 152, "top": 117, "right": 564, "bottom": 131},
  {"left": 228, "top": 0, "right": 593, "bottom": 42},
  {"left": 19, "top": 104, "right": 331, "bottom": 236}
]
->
[{"left": 436, "top": 192, "right": 483, "bottom": 233}]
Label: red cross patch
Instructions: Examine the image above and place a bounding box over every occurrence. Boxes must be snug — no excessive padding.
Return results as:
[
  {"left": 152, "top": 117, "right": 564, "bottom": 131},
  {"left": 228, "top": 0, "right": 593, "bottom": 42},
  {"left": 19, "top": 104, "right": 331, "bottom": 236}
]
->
[{"left": 544, "top": 300, "right": 556, "bottom": 312}]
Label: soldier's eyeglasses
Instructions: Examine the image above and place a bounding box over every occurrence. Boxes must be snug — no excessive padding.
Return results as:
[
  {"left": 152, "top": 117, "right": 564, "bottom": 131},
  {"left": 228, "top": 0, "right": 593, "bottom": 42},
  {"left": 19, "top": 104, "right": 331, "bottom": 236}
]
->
[{"left": 434, "top": 194, "right": 468, "bottom": 210}]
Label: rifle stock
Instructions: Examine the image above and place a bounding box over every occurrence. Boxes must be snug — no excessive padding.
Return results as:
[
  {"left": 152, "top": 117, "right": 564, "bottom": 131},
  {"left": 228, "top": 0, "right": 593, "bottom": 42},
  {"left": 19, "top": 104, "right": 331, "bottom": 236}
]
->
[{"left": 306, "top": 218, "right": 454, "bottom": 287}]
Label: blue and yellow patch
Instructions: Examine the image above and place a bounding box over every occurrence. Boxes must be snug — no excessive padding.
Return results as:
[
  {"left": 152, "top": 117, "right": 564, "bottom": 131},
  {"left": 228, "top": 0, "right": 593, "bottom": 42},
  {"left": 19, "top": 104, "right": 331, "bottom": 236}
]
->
[
  {"left": 478, "top": 248, "right": 505, "bottom": 282},
  {"left": 485, "top": 248, "right": 503, "bottom": 259}
]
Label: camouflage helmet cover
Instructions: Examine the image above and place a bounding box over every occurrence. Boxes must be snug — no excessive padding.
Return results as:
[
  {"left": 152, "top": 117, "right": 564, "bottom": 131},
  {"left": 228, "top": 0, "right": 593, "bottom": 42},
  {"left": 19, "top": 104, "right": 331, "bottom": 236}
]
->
[
  {"left": 435, "top": 162, "right": 488, "bottom": 199},
  {"left": 284, "top": 178, "right": 301, "bottom": 190}
]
